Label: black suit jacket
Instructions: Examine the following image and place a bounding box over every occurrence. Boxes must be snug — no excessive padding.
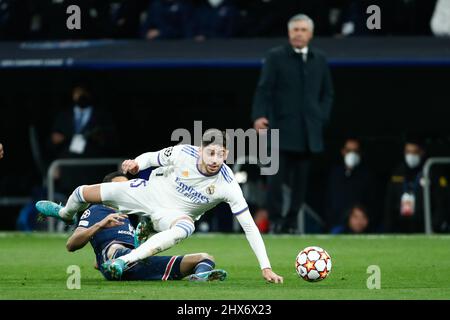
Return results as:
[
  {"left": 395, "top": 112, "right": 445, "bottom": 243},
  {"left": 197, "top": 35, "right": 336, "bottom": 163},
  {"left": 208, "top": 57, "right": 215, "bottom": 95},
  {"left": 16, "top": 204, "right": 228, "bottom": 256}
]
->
[
  {"left": 325, "top": 164, "right": 375, "bottom": 229},
  {"left": 252, "top": 44, "right": 334, "bottom": 153},
  {"left": 51, "top": 106, "right": 117, "bottom": 158}
]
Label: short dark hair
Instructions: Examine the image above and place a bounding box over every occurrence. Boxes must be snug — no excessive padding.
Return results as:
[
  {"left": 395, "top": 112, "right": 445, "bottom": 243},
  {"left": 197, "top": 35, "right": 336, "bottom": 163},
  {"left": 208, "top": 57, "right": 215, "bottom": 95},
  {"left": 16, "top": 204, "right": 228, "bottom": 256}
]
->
[
  {"left": 404, "top": 134, "right": 425, "bottom": 150},
  {"left": 103, "top": 171, "right": 128, "bottom": 183},
  {"left": 342, "top": 137, "right": 361, "bottom": 147},
  {"left": 344, "top": 203, "right": 369, "bottom": 222},
  {"left": 201, "top": 129, "right": 228, "bottom": 149}
]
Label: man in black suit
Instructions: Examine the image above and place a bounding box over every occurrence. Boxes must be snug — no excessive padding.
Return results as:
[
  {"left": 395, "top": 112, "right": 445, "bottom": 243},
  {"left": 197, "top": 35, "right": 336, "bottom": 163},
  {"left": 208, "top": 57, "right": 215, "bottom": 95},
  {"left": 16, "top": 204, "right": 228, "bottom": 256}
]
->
[
  {"left": 252, "top": 14, "right": 334, "bottom": 233},
  {"left": 50, "top": 85, "right": 116, "bottom": 159},
  {"left": 49, "top": 84, "right": 117, "bottom": 194}
]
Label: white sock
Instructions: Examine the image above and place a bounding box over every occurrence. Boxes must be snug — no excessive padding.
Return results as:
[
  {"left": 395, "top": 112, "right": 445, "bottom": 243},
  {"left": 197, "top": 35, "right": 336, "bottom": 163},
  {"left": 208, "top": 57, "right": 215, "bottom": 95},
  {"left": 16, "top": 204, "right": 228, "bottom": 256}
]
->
[
  {"left": 59, "top": 185, "right": 89, "bottom": 220},
  {"left": 119, "top": 219, "right": 195, "bottom": 264}
]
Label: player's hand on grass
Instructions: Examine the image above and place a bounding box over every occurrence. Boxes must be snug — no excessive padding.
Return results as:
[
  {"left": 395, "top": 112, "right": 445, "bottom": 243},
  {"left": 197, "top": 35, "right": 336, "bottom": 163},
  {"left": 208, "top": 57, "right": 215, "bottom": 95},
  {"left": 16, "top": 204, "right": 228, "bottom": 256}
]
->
[
  {"left": 121, "top": 159, "right": 139, "bottom": 175},
  {"left": 98, "top": 213, "right": 128, "bottom": 229},
  {"left": 262, "top": 268, "right": 283, "bottom": 284}
]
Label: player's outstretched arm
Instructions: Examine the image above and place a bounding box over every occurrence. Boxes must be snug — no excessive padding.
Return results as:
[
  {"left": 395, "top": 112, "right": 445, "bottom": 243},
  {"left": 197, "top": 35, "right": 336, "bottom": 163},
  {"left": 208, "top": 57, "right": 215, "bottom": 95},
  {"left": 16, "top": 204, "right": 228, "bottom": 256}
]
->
[
  {"left": 235, "top": 209, "right": 284, "bottom": 284},
  {"left": 66, "top": 213, "right": 127, "bottom": 252},
  {"left": 122, "top": 146, "right": 178, "bottom": 174}
]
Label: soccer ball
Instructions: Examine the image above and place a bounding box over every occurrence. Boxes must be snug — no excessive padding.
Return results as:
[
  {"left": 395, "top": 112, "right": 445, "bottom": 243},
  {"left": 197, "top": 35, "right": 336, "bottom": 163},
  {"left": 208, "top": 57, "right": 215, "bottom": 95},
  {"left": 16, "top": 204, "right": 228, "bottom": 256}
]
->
[{"left": 295, "top": 246, "right": 332, "bottom": 282}]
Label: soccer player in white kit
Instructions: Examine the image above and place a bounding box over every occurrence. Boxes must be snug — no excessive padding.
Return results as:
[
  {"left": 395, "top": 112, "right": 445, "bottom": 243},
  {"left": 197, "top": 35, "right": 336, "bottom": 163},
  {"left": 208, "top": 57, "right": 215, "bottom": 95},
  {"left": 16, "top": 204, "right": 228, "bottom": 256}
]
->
[{"left": 36, "top": 129, "right": 283, "bottom": 283}]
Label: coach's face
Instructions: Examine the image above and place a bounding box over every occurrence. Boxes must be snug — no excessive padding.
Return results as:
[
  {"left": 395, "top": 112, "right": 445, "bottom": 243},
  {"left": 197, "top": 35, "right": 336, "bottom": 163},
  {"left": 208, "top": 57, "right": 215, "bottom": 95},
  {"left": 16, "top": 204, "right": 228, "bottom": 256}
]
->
[
  {"left": 288, "top": 20, "right": 313, "bottom": 49},
  {"left": 200, "top": 145, "right": 229, "bottom": 174}
]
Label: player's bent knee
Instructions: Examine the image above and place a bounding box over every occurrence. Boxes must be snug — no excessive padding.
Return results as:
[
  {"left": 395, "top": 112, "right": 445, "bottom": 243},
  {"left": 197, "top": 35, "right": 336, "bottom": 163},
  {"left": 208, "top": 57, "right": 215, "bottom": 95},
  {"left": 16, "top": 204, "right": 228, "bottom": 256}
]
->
[
  {"left": 81, "top": 184, "right": 102, "bottom": 203},
  {"left": 199, "top": 253, "right": 214, "bottom": 262},
  {"left": 173, "top": 218, "right": 195, "bottom": 240}
]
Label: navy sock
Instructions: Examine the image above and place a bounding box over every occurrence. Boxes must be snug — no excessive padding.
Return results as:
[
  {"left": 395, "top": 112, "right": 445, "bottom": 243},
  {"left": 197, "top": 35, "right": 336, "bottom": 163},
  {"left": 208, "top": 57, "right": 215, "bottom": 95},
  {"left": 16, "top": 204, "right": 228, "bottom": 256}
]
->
[{"left": 194, "top": 259, "right": 215, "bottom": 274}]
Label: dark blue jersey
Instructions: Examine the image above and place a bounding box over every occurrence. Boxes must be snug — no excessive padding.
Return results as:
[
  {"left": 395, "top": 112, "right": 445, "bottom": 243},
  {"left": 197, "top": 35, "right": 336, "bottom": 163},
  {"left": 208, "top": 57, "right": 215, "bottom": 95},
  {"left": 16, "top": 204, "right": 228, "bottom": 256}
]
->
[
  {"left": 77, "top": 205, "right": 135, "bottom": 266},
  {"left": 76, "top": 205, "right": 185, "bottom": 281}
]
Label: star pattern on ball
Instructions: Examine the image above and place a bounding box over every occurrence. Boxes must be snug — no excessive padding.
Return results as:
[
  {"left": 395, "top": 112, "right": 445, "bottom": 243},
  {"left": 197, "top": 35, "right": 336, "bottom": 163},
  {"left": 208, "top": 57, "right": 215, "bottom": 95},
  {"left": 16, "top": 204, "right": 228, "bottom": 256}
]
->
[
  {"left": 304, "top": 260, "right": 315, "bottom": 272},
  {"left": 296, "top": 247, "right": 332, "bottom": 282},
  {"left": 320, "top": 252, "right": 329, "bottom": 260}
]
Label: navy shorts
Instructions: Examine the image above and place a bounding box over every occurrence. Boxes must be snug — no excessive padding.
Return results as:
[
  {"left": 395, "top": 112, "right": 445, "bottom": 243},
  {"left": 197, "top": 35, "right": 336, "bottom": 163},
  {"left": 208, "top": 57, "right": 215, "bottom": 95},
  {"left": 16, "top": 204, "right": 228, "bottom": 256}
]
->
[{"left": 101, "top": 248, "right": 185, "bottom": 281}]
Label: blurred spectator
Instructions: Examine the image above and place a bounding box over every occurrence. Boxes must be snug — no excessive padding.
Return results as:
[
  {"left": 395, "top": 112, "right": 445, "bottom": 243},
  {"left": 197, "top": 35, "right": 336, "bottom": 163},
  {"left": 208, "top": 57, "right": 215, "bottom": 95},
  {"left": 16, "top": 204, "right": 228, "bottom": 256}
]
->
[
  {"left": 50, "top": 84, "right": 116, "bottom": 158},
  {"left": 254, "top": 208, "right": 270, "bottom": 233},
  {"left": 252, "top": 13, "right": 334, "bottom": 234},
  {"left": 433, "top": 167, "right": 450, "bottom": 233},
  {"left": 389, "top": 0, "right": 436, "bottom": 35},
  {"left": 339, "top": 0, "right": 387, "bottom": 36},
  {"left": 235, "top": 0, "right": 334, "bottom": 37},
  {"left": 0, "top": 141, "right": 5, "bottom": 194},
  {"left": 0, "top": 142, "right": 3, "bottom": 194},
  {"left": 292, "top": 0, "right": 334, "bottom": 36},
  {"left": 384, "top": 138, "right": 447, "bottom": 233},
  {"left": 340, "top": 0, "right": 437, "bottom": 36},
  {"left": 31, "top": 1, "right": 91, "bottom": 39},
  {"left": 49, "top": 83, "right": 117, "bottom": 194},
  {"left": 16, "top": 187, "right": 66, "bottom": 231},
  {"left": 141, "top": 0, "right": 194, "bottom": 40},
  {"left": 234, "top": 0, "right": 287, "bottom": 37},
  {"left": 0, "top": 0, "right": 31, "bottom": 40},
  {"left": 29, "top": 0, "right": 133, "bottom": 40},
  {"left": 0, "top": 140, "right": 5, "bottom": 205},
  {"left": 325, "top": 138, "right": 376, "bottom": 231},
  {"left": 192, "top": 0, "right": 239, "bottom": 40},
  {"left": 0, "top": 0, "right": 443, "bottom": 40},
  {"left": 108, "top": 0, "right": 149, "bottom": 38},
  {"left": 384, "top": 139, "right": 425, "bottom": 233},
  {"left": 331, "top": 204, "right": 370, "bottom": 234},
  {"left": 430, "top": 0, "right": 450, "bottom": 37}
]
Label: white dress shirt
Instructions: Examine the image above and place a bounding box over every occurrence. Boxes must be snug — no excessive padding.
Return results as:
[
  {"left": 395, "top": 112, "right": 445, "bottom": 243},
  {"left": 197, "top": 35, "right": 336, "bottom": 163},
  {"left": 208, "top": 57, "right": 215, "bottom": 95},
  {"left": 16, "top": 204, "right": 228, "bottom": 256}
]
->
[{"left": 293, "top": 46, "right": 309, "bottom": 62}]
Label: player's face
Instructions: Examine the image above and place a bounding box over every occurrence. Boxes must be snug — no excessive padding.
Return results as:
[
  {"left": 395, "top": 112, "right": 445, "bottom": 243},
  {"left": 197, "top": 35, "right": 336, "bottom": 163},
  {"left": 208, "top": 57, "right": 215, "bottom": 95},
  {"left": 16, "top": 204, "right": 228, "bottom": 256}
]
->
[
  {"left": 288, "top": 20, "right": 313, "bottom": 49},
  {"left": 348, "top": 208, "right": 369, "bottom": 233},
  {"left": 200, "top": 145, "right": 228, "bottom": 174}
]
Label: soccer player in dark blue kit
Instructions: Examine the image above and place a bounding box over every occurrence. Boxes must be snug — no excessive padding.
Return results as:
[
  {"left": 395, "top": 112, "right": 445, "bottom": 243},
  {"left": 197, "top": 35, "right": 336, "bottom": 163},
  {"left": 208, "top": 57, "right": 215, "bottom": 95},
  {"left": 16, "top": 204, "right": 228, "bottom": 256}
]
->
[{"left": 65, "top": 171, "right": 227, "bottom": 281}]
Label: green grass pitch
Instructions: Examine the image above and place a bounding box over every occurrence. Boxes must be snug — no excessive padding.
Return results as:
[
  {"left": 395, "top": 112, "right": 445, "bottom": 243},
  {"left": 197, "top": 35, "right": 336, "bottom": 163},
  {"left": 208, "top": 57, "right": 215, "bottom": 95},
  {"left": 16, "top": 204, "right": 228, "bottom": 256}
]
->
[{"left": 1, "top": 232, "right": 450, "bottom": 300}]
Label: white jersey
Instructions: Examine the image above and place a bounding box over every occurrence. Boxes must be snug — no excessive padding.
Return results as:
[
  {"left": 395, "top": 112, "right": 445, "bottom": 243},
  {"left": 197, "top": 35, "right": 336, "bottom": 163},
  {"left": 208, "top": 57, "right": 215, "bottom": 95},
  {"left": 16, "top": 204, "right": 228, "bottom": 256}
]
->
[
  {"left": 140, "top": 144, "right": 247, "bottom": 221},
  {"left": 108, "top": 144, "right": 271, "bottom": 270}
]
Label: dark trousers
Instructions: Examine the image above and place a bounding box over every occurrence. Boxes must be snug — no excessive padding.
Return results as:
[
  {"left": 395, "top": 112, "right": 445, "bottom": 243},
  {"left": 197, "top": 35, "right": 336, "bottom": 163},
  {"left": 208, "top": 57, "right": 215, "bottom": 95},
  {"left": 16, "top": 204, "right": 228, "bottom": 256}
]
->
[{"left": 266, "top": 150, "right": 311, "bottom": 233}]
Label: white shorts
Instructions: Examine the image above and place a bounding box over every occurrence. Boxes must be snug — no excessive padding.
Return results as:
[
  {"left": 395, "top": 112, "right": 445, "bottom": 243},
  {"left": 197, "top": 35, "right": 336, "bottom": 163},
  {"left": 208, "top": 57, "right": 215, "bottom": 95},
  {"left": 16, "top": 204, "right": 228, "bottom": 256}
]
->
[{"left": 100, "top": 179, "right": 188, "bottom": 232}]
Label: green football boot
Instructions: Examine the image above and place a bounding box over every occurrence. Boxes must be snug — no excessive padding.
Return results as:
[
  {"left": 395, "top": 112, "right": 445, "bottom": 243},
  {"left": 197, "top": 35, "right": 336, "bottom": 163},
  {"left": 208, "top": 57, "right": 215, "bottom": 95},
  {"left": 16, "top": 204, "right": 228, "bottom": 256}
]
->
[
  {"left": 35, "top": 200, "right": 74, "bottom": 224},
  {"left": 102, "top": 258, "right": 127, "bottom": 280},
  {"left": 188, "top": 269, "right": 228, "bottom": 282}
]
